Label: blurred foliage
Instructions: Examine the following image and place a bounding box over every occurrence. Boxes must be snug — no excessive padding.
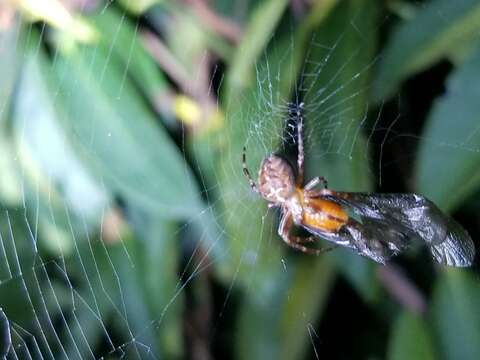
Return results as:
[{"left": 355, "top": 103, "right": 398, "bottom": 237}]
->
[{"left": 0, "top": 0, "right": 479, "bottom": 359}]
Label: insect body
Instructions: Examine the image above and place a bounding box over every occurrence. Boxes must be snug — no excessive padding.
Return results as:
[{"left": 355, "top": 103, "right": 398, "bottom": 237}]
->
[{"left": 242, "top": 108, "right": 475, "bottom": 267}]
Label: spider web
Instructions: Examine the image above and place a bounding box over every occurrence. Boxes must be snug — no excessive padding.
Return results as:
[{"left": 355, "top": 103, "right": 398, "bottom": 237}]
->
[
  {"left": 0, "top": 5, "right": 419, "bottom": 360},
  {"left": 0, "top": 1, "right": 478, "bottom": 359}
]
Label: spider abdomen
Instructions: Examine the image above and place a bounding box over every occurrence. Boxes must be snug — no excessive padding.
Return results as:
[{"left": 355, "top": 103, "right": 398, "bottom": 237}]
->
[{"left": 258, "top": 155, "right": 295, "bottom": 202}]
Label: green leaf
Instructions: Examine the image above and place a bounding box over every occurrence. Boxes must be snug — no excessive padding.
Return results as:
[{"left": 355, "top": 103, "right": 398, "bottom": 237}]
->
[
  {"left": 0, "top": 307, "right": 11, "bottom": 357},
  {"left": 415, "top": 44, "right": 480, "bottom": 211},
  {"left": 236, "top": 257, "right": 335, "bottom": 360},
  {"left": 61, "top": 285, "right": 110, "bottom": 360},
  {"left": 89, "top": 7, "right": 169, "bottom": 102},
  {"left": 0, "top": 20, "right": 23, "bottom": 206},
  {"left": 0, "top": 138, "right": 22, "bottom": 206},
  {"left": 236, "top": 273, "right": 288, "bottom": 360},
  {"left": 0, "top": 17, "right": 21, "bottom": 127},
  {"left": 373, "top": 0, "right": 480, "bottom": 101},
  {"left": 59, "top": 234, "right": 151, "bottom": 359},
  {"left": 163, "top": 7, "right": 234, "bottom": 67},
  {"left": 297, "top": 0, "right": 339, "bottom": 36},
  {"left": 387, "top": 311, "right": 435, "bottom": 360},
  {"left": 332, "top": 249, "right": 380, "bottom": 302},
  {"left": 430, "top": 268, "right": 480, "bottom": 360},
  {"left": 117, "top": 0, "right": 161, "bottom": 14},
  {"left": 49, "top": 45, "right": 202, "bottom": 218},
  {"left": 235, "top": 258, "right": 335, "bottom": 360},
  {"left": 226, "top": 0, "right": 289, "bottom": 94},
  {"left": 130, "top": 210, "right": 184, "bottom": 358},
  {"left": 12, "top": 39, "right": 110, "bottom": 255},
  {"left": 279, "top": 258, "right": 335, "bottom": 360}
]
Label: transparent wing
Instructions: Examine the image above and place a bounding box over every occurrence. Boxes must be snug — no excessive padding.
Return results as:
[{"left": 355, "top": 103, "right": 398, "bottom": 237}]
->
[
  {"left": 428, "top": 216, "right": 475, "bottom": 267},
  {"left": 303, "top": 215, "right": 413, "bottom": 264},
  {"left": 307, "top": 193, "right": 475, "bottom": 267}
]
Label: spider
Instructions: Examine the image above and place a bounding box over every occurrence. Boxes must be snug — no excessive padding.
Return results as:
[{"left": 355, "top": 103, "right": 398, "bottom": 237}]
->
[{"left": 241, "top": 105, "right": 475, "bottom": 267}]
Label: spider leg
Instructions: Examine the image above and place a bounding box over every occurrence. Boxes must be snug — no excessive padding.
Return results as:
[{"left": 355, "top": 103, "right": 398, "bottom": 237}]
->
[
  {"left": 296, "top": 104, "right": 305, "bottom": 186},
  {"left": 242, "top": 145, "right": 259, "bottom": 194},
  {"left": 294, "top": 236, "right": 316, "bottom": 244},
  {"left": 278, "top": 210, "right": 337, "bottom": 255},
  {"left": 305, "top": 176, "right": 329, "bottom": 190},
  {"left": 304, "top": 188, "right": 336, "bottom": 198}
]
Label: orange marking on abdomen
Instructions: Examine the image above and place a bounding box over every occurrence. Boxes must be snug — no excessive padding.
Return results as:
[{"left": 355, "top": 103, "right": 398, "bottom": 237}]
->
[{"left": 301, "top": 197, "right": 348, "bottom": 232}]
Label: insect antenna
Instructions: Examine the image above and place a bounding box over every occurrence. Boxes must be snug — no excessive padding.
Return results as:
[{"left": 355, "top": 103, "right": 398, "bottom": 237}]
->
[{"left": 242, "top": 145, "right": 259, "bottom": 194}]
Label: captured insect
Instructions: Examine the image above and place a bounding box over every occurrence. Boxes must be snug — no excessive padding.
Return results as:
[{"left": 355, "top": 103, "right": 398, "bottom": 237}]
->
[{"left": 242, "top": 104, "right": 475, "bottom": 267}]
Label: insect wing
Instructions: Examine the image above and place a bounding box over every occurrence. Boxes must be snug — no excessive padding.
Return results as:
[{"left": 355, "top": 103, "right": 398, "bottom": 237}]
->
[
  {"left": 303, "top": 215, "right": 412, "bottom": 264},
  {"left": 428, "top": 216, "right": 475, "bottom": 267},
  {"left": 324, "top": 193, "right": 475, "bottom": 267}
]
